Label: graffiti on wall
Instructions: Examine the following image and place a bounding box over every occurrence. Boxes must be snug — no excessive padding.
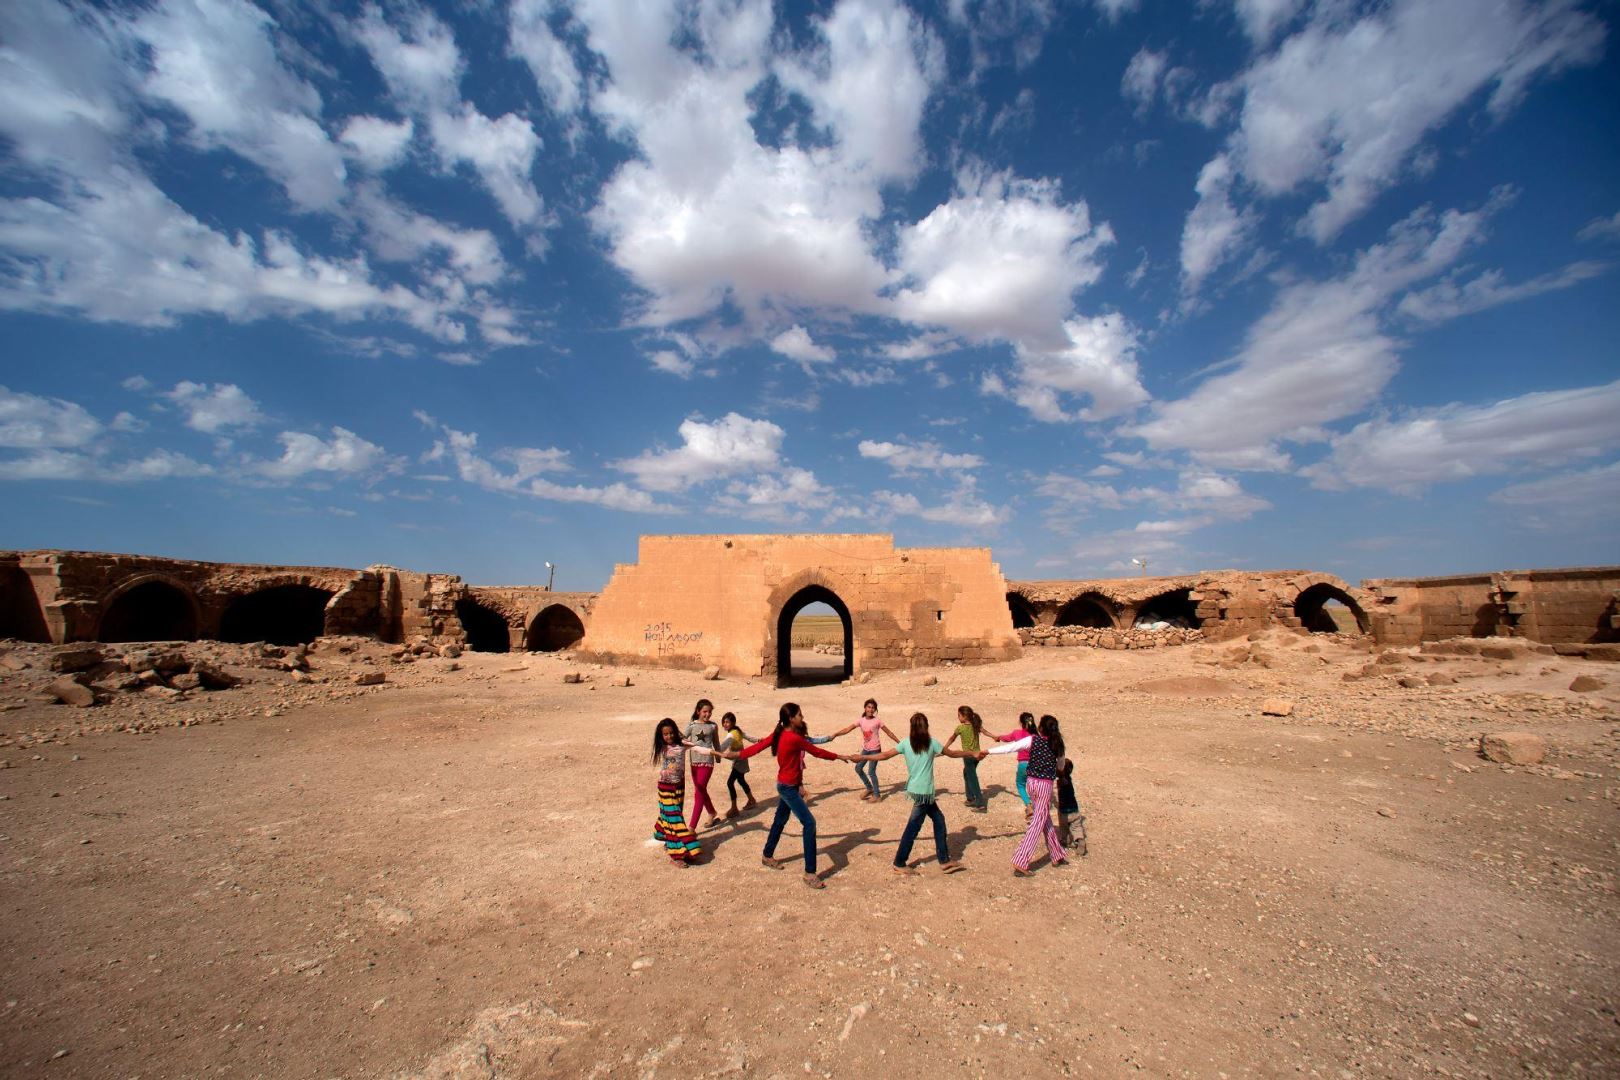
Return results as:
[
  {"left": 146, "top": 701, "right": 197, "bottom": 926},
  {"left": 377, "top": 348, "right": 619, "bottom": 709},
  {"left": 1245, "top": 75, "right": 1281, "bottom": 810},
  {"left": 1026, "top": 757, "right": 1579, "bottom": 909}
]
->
[{"left": 644, "top": 622, "right": 703, "bottom": 655}]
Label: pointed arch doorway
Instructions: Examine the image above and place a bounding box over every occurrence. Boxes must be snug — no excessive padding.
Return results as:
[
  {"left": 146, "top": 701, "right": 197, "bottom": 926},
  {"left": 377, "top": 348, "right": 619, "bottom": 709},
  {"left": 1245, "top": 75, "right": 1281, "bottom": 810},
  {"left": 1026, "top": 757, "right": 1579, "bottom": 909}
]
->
[{"left": 776, "top": 586, "right": 853, "bottom": 688}]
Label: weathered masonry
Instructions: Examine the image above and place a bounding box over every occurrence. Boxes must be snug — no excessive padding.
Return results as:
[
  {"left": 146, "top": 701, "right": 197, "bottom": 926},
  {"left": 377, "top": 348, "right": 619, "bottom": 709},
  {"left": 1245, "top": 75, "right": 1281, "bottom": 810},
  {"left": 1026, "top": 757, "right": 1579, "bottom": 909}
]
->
[
  {"left": 574, "top": 534, "right": 1022, "bottom": 681},
  {"left": 1362, "top": 567, "right": 1620, "bottom": 647},
  {"left": 0, "top": 550, "right": 591, "bottom": 653}
]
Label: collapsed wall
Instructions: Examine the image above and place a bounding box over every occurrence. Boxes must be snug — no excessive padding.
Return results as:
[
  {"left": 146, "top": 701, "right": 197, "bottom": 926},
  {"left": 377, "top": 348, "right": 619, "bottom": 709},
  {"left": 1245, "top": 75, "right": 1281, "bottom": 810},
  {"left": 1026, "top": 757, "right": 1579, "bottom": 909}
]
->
[
  {"left": 1364, "top": 567, "right": 1620, "bottom": 647},
  {"left": 575, "top": 534, "right": 1021, "bottom": 680}
]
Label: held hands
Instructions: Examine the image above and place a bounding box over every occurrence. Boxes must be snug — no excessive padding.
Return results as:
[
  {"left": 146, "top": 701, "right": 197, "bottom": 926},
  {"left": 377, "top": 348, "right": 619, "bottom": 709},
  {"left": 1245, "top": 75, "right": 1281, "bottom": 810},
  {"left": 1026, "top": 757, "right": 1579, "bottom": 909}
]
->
[{"left": 975, "top": 750, "right": 988, "bottom": 760}]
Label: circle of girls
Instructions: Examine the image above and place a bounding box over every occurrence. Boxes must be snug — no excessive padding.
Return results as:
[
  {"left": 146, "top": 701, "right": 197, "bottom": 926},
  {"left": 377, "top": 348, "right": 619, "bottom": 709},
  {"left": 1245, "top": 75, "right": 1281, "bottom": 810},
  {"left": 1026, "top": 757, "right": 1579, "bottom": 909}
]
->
[{"left": 652, "top": 697, "right": 1088, "bottom": 890}]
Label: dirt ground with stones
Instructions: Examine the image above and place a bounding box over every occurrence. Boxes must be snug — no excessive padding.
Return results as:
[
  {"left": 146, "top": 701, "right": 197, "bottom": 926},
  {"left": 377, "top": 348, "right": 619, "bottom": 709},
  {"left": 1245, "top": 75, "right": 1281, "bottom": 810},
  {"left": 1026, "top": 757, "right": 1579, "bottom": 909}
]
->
[{"left": 2, "top": 631, "right": 1618, "bottom": 1079}]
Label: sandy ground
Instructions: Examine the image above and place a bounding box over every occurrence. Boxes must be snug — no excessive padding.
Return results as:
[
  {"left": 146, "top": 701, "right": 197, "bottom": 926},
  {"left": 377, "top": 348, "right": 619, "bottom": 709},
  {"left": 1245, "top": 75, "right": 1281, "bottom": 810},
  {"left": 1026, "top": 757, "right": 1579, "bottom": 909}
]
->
[{"left": 2, "top": 631, "right": 1618, "bottom": 1079}]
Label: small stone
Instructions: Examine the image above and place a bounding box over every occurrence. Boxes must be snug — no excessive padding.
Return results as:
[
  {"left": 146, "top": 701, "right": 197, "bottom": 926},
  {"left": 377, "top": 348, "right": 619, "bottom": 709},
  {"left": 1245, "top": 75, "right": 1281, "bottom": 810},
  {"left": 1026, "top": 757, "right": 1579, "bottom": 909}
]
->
[
  {"left": 438, "top": 643, "right": 463, "bottom": 659},
  {"left": 1479, "top": 731, "right": 1546, "bottom": 766},
  {"left": 1260, "top": 698, "right": 1295, "bottom": 717},
  {"left": 612, "top": 675, "right": 633, "bottom": 687},
  {"left": 630, "top": 956, "right": 654, "bottom": 971},
  {"left": 353, "top": 672, "right": 386, "bottom": 686},
  {"left": 1462, "top": 1012, "right": 1481, "bottom": 1028},
  {"left": 1376, "top": 807, "right": 1394, "bottom": 818},
  {"left": 49, "top": 646, "right": 104, "bottom": 673},
  {"left": 168, "top": 673, "right": 203, "bottom": 692},
  {"left": 1426, "top": 672, "right": 1457, "bottom": 686},
  {"left": 921, "top": 675, "right": 938, "bottom": 687},
  {"left": 1569, "top": 675, "right": 1606, "bottom": 693},
  {"left": 562, "top": 672, "right": 583, "bottom": 684},
  {"left": 855, "top": 672, "right": 873, "bottom": 685},
  {"left": 1396, "top": 675, "right": 1425, "bottom": 689},
  {"left": 702, "top": 666, "right": 721, "bottom": 681}
]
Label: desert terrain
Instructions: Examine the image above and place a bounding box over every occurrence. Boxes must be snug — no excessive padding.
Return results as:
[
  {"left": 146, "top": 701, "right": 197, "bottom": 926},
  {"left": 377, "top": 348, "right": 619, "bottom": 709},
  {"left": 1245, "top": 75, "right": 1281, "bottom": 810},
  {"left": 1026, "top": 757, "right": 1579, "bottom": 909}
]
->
[{"left": 2, "top": 630, "right": 1617, "bottom": 1078}]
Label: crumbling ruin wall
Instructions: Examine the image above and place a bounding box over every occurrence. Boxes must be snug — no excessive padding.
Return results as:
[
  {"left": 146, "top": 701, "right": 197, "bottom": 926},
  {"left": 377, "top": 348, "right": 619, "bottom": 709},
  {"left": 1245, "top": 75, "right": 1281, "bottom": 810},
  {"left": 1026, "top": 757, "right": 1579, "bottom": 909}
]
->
[
  {"left": 1007, "top": 570, "right": 1372, "bottom": 644},
  {"left": 576, "top": 534, "right": 1021, "bottom": 679},
  {"left": 1365, "top": 567, "right": 1620, "bottom": 646},
  {"left": 462, "top": 587, "right": 595, "bottom": 651}
]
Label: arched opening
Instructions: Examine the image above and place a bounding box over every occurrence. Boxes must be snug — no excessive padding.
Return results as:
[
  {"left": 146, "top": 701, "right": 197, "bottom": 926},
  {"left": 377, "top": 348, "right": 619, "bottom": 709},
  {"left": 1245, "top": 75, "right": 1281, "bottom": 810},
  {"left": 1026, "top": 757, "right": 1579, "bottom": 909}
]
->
[
  {"left": 456, "top": 599, "right": 512, "bottom": 653},
  {"left": 0, "top": 566, "right": 49, "bottom": 642},
  {"left": 1007, "top": 592, "right": 1036, "bottom": 629},
  {"left": 218, "top": 584, "right": 333, "bottom": 645},
  {"left": 526, "top": 604, "right": 584, "bottom": 652},
  {"left": 1133, "top": 589, "right": 1202, "bottom": 630},
  {"left": 776, "top": 589, "right": 852, "bottom": 688},
  {"left": 1294, "top": 583, "right": 1369, "bottom": 635},
  {"left": 99, "top": 579, "right": 198, "bottom": 643},
  {"left": 1056, "top": 593, "right": 1115, "bottom": 628}
]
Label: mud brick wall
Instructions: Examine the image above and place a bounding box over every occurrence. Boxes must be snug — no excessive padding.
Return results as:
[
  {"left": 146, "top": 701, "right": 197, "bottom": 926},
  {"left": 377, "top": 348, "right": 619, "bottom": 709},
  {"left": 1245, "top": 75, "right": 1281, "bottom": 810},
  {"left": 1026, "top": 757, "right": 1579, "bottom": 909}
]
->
[
  {"left": 1362, "top": 568, "right": 1620, "bottom": 646},
  {"left": 576, "top": 534, "right": 1021, "bottom": 678}
]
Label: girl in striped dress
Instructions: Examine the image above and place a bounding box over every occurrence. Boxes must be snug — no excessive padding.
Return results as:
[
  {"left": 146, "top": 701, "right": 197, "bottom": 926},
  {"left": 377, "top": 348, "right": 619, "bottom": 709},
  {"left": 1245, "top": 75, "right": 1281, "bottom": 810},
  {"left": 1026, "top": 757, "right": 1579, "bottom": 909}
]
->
[
  {"left": 652, "top": 718, "right": 702, "bottom": 866},
  {"left": 987, "top": 714, "right": 1069, "bottom": 875}
]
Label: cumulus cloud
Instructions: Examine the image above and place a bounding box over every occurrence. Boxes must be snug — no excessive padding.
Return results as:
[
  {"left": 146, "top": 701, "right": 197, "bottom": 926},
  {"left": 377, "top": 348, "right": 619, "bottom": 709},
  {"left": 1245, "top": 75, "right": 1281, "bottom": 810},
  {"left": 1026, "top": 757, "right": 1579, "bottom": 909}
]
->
[
  {"left": 441, "top": 425, "right": 670, "bottom": 512},
  {"left": 895, "top": 168, "right": 1113, "bottom": 352},
  {"left": 858, "top": 438, "right": 984, "bottom": 473},
  {"left": 0, "top": 385, "right": 103, "bottom": 448},
  {"left": 166, "top": 381, "right": 264, "bottom": 434},
  {"left": 770, "top": 326, "right": 835, "bottom": 365},
  {"left": 1180, "top": 153, "right": 1256, "bottom": 297},
  {"left": 1304, "top": 379, "right": 1620, "bottom": 494},
  {"left": 1489, "top": 460, "right": 1620, "bottom": 525},
  {"left": 351, "top": 183, "right": 505, "bottom": 286},
  {"left": 612, "top": 413, "right": 785, "bottom": 492},
  {"left": 508, "top": 0, "right": 584, "bottom": 118},
  {"left": 1, "top": 447, "right": 214, "bottom": 483},
  {"left": 648, "top": 350, "right": 695, "bottom": 378},
  {"left": 340, "top": 116, "right": 415, "bottom": 171},
  {"left": 1134, "top": 195, "right": 1508, "bottom": 468},
  {"left": 1214, "top": 0, "right": 1603, "bottom": 248},
  {"left": 1233, "top": 0, "right": 1306, "bottom": 44},
  {"left": 870, "top": 479, "right": 1007, "bottom": 528},
  {"left": 712, "top": 466, "right": 836, "bottom": 524},
  {"left": 253, "top": 426, "right": 399, "bottom": 480},
  {"left": 982, "top": 312, "right": 1148, "bottom": 422}
]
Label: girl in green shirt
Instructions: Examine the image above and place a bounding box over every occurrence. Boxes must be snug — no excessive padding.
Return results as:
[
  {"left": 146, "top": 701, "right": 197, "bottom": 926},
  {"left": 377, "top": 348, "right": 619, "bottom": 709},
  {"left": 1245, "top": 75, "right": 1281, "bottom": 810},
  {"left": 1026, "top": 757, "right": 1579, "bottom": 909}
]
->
[
  {"left": 852, "top": 712, "right": 983, "bottom": 876},
  {"left": 942, "top": 704, "right": 987, "bottom": 811}
]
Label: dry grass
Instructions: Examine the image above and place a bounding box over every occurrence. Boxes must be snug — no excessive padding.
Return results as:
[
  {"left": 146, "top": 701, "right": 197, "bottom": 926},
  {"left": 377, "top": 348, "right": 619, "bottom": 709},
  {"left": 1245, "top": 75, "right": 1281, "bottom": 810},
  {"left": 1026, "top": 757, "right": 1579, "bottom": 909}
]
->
[{"left": 790, "top": 613, "right": 844, "bottom": 649}]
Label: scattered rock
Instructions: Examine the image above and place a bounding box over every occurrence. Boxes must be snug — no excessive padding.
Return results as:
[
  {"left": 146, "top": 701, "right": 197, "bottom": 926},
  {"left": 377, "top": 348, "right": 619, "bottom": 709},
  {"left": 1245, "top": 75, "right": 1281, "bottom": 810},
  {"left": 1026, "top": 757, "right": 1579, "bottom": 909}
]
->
[
  {"left": 1479, "top": 731, "right": 1546, "bottom": 765},
  {"left": 921, "top": 675, "right": 938, "bottom": 686},
  {"left": 1376, "top": 807, "right": 1394, "bottom": 818},
  {"left": 353, "top": 672, "right": 387, "bottom": 686},
  {"left": 855, "top": 671, "right": 873, "bottom": 685},
  {"left": 1582, "top": 643, "right": 1620, "bottom": 662},
  {"left": 630, "top": 956, "right": 654, "bottom": 971},
  {"left": 168, "top": 673, "right": 203, "bottom": 691},
  {"left": 47, "top": 676, "right": 96, "bottom": 708},
  {"left": 1569, "top": 675, "right": 1607, "bottom": 693},
  {"left": 49, "top": 646, "right": 104, "bottom": 674},
  {"left": 1426, "top": 672, "right": 1457, "bottom": 686},
  {"left": 562, "top": 672, "right": 583, "bottom": 684},
  {"left": 438, "top": 643, "right": 463, "bottom": 659},
  {"left": 1397, "top": 675, "right": 1426, "bottom": 689},
  {"left": 701, "top": 666, "right": 720, "bottom": 681},
  {"left": 1479, "top": 646, "right": 1518, "bottom": 661},
  {"left": 1260, "top": 698, "right": 1295, "bottom": 717},
  {"left": 1462, "top": 1012, "right": 1481, "bottom": 1029},
  {"left": 611, "top": 675, "right": 633, "bottom": 687}
]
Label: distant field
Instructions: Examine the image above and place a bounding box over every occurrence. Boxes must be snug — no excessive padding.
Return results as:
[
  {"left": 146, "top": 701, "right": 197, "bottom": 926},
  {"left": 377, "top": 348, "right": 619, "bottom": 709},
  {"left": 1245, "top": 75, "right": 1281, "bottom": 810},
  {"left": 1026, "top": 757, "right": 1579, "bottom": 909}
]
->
[{"left": 790, "top": 614, "right": 845, "bottom": 649}]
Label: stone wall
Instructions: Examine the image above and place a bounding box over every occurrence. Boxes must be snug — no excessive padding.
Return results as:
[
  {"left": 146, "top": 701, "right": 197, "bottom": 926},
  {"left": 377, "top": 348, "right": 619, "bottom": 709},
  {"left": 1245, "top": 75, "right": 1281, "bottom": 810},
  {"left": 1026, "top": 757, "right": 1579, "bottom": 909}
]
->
[
  {"left": 575, "top": 534, "right": 1021, "bottom": 679},
  {"left": 1364, "top": 567, "right": 1620, "bottom": 647},
  {"left": 461, "top": 587, "right": 595, "bottom": 651},
  {"left": 1019, "top": 625, "right": 1206, "bottom": 649}
]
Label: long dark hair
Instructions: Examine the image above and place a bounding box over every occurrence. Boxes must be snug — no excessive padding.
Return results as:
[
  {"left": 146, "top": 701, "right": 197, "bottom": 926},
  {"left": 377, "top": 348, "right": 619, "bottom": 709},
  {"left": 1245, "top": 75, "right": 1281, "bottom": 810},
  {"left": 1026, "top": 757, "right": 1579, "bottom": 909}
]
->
[
  {"left": 909, "top": 712, "right": 931, "bottom": 752},
  {"left": 1018, "top": 711, "right": 1035, "bottom": 734},
  {"left": 691, "top": 698, "right": 713, "bottom": 723},
  {"left": 1038, "top": 714, "right": 1064, "bottom": 758},
  {"left": 652, "top": 718, "right": 680, "bottom": 763},
  {"left": 771, "top": 702, "right": 801, "bottom": 756},
  {"left": 967, "top": 708, "right": 983, "bottom": 738}
]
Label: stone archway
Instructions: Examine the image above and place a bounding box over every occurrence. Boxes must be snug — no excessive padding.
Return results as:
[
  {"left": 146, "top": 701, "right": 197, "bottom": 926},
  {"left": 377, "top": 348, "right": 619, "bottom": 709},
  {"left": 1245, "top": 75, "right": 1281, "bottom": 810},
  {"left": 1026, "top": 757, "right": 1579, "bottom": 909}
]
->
[
  {"left": 526, "top": 604, "right": 585, "bottom": 652},
  {"left": 0, "top": 565, "right": 49, "bottom": 642},
  {"left": 1006, "top": 592, "right": 1036, "bottom": 629},
  {"left": 98, "top": 576, "right": 200, "bottom": 643},
  {"left": 1293, "top": 582, "right": 1369, "bottom": 634},
  {"left": 219, "top": 584, "right": 334, "bottom": 645},
  {"left": 774, "top": 585, "right": 853, "bottom": 688},
  {"left": 455, "top": 598, "right": 512, "bottom": 653},
  {"left": 1056, "top": 592, "right": 1116, "bottom": 629},
  {"left": 1133, "top": 588, "right": 1202, "bottom": 629}
]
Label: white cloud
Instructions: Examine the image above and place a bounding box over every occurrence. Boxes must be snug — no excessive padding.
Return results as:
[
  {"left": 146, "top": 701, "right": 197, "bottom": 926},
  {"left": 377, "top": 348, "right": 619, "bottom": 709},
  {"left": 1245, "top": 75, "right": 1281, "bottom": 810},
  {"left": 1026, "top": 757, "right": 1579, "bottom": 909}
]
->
[
  {"left": 1180, "top": 153, "right": 1256, "bottom": 296},
  {"left": 612, "top": 413, "right": 785, "bottom": 492},
  {"left": 983, "top": 312, "right": 1149, "bottom": 422},
  {"left": 1577, "top": 210, "right": 1620, "bottom": 244},
  {"left": 352, "top": 183, "right": 505, "bottom": 286},
  {"left": 870, "top": 484, "right": 1007, "bottom": 528},
  {"left": 1305, "top": 379, "right": 1620, "bottom": 493},
  {"left": 1, "top": 447, "right": 212, "bottom": 482},
  {"left": 1135, "top": 196, "right": 1506, "bottom": 467},
  {"left": 946, "top": 0, "right": 1063, "bottom": 72},
  {"left": 649, "top": 350, "right": 695, "bottom": 378},
  {"left": 713, "top": 466, "right": 836, "bottom": 524},
  {"left": 770, "top": 326, "right": 835, "bottom": 365},
  {"left": 132, "top": 0, "right": 348, "bottom": 211},
  {"left": 166, "top": 381, "right": 264, "bottom": 434},
  {"left": 508, "top": 0, "right": 584, "bottom": 117},
  {"left": 0, "top": 386, "right": 103, "bottom": 448},
  {"left": 1396, "top": 260, "right": 1607, "bottom": 323},
  {"left": 1233, "top": 0, "right": 1305, "bottom": 45},
  {"left": 1219, "top": 0, "right": 1604, "bottom": 244},
  {"left": 1489, "top": 460, "right": 1620, "bottom": 524},
  {"left": 895, "top": 167, "right": 1113, "bottom": 352},
  {"left": 1093, "top": 0, "right": 1138, "bottom": 22},
  {"left": 441, "top": 425, "right": 670, "bottom": 512},
  {"left": 340, "top": 115, "right": 415, "bottom": 171},
  {"left": 356, "top": 4, "right": 546, "bottom": 234},
  {"left": 254, "top": 426, "right": 398, "bottom": 480},
  {"left": 1121, "top": 48, "right": 1167, "bottom": 115},
  {"left": 1036, "top": 468, "right": 1269, "bottom": 521},
  {"left": 858, "top": 438, "right": 984, "bottom": 472}
]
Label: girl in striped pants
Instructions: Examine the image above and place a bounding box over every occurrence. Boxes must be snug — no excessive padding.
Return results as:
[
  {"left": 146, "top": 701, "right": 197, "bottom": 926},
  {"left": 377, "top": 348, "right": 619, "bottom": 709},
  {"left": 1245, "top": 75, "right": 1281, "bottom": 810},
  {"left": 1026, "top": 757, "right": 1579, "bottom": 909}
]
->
[{"left": 987, "top": 714, "right": 1069, "bottom": 875}]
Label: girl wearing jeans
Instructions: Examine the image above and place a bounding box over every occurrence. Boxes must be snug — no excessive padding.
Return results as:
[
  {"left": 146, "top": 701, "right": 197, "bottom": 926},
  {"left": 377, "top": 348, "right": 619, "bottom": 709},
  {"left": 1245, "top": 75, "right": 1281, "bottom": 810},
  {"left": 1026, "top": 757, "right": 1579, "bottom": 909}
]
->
[
  {"left": 721, "top": 703, "right": 844, "bottom": 890},
  {"left": 988, "top": 714, "right": 1069, "bottom": 875},
  {"left": 825, "top": 699, "right": 896, "bottom": 801},
  {"left": 719, "top": 712, "right": 756, "bottom": 818},
  {"left": 685, "top": 698, "right": 721, "bottom": 831},
  {"left": 942, "top": 705, "right": 987, "bottom": 811},
  {"left": 852, "top": 712, "right": 980, "bottom": 875}
]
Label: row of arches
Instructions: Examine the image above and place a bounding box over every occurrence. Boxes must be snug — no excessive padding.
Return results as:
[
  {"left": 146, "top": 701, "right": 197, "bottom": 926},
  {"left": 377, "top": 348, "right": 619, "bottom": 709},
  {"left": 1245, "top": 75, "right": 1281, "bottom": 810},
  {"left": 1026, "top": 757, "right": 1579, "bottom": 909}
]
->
[
  {"left": 453, "top": 599, "right": 585, "bottom": 654},
  {"left": 1007, "top": 583, "right": 1370, "bottom": 635}
]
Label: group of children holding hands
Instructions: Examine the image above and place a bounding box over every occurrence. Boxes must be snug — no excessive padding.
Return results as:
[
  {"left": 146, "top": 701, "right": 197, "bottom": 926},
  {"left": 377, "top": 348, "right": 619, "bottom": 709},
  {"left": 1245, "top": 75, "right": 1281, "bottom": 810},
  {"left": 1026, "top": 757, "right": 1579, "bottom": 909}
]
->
[{"left": 651, "top": 697, "right": 1087, "bottom": 889}]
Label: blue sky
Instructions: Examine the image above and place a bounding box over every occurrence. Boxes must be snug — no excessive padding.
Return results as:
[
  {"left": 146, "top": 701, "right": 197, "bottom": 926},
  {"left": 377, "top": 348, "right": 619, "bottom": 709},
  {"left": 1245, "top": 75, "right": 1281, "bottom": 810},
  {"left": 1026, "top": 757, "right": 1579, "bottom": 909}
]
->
[{"left": 1, "top": 0, "right": 1617, "bottom": 590}]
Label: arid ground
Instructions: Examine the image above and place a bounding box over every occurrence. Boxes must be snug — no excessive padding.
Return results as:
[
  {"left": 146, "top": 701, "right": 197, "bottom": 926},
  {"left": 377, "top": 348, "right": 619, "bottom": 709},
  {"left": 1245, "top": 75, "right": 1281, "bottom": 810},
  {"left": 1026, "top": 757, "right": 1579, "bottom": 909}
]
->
[{"left": 2, "top": 631, "right": 1617, "bottom": 1078}]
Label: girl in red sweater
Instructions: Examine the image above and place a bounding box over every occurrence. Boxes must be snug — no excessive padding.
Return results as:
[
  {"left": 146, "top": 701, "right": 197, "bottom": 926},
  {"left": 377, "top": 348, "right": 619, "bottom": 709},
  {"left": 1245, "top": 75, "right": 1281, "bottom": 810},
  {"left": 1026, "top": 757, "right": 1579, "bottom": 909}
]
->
[{"left": 719, "top": 702, "right": 846, "bottom": 890}]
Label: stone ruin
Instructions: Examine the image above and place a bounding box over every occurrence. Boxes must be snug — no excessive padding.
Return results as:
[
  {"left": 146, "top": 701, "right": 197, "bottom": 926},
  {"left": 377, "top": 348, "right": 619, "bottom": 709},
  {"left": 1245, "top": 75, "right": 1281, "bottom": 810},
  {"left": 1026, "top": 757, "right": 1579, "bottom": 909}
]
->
[{"left": 2, "top": 542, "right": 1616, "bottom": 686}]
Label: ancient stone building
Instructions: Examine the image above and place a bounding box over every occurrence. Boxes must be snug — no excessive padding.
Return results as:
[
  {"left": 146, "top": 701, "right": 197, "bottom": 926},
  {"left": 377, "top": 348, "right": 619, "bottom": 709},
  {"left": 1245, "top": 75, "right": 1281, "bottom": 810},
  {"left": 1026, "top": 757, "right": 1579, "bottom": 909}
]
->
[
  {"left": 574, "top": 534, "right": 1021, "bottom": 682},
  {"left": 1363, "top": 567, "right": 1620, "bottom": 646},
  {"left": 458, "top": 587, "right": 596, "bottom": 653}
]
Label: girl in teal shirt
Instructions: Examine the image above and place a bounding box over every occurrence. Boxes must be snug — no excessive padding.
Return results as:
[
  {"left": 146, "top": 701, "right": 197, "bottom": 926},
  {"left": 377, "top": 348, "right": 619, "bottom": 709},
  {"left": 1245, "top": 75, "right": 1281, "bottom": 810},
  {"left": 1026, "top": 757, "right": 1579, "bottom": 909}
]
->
[{"left": 852, "top": 712, "right": 983, "bottom": 875}]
